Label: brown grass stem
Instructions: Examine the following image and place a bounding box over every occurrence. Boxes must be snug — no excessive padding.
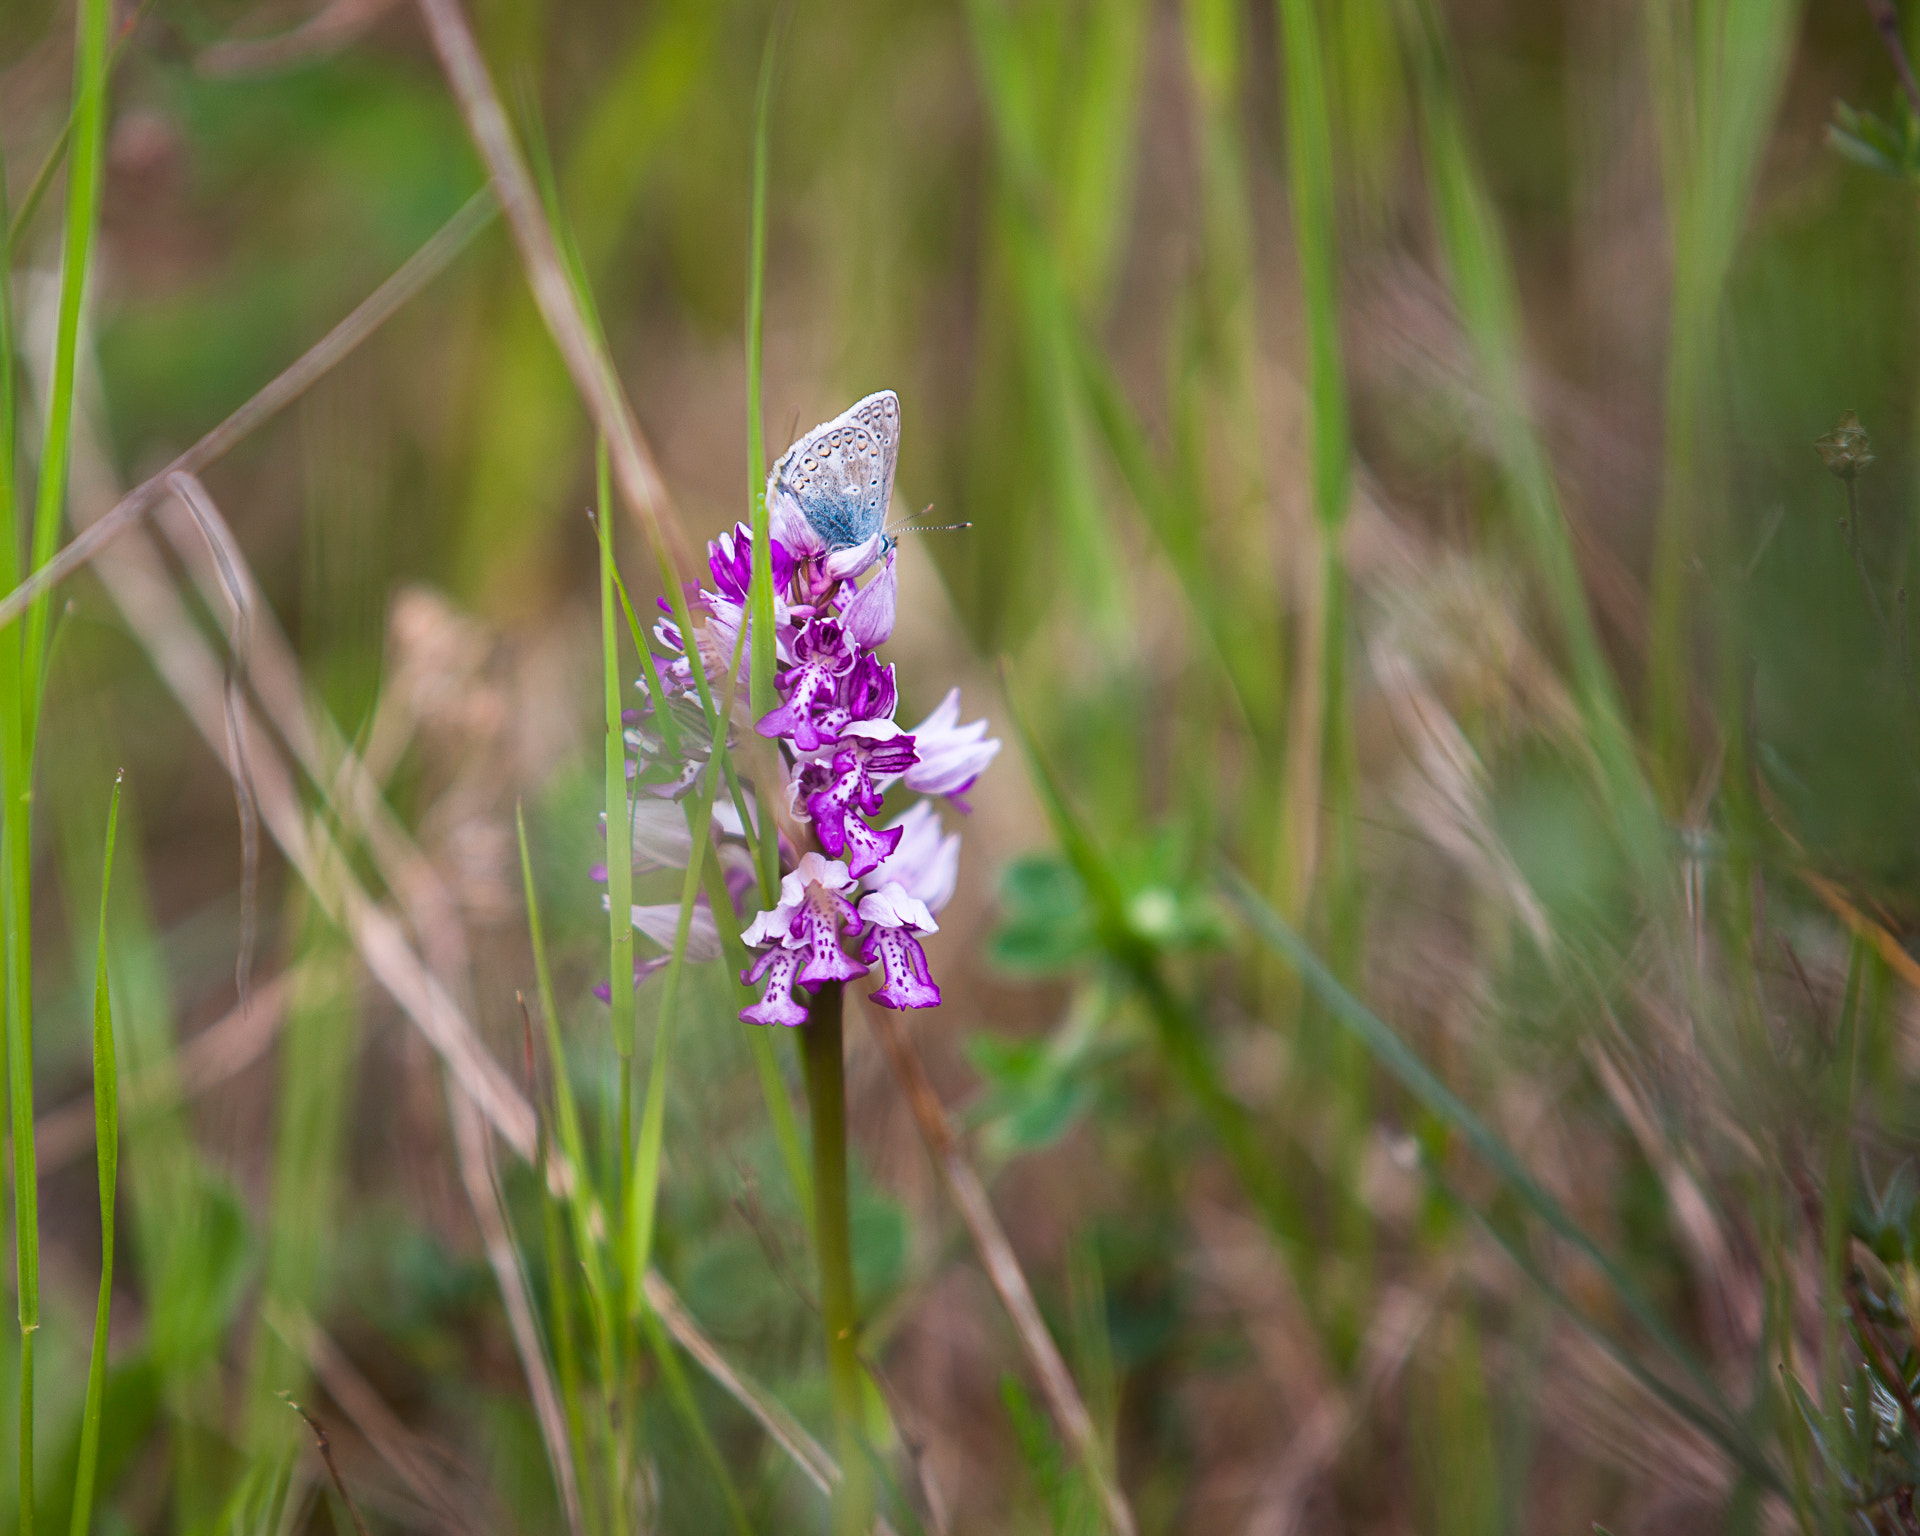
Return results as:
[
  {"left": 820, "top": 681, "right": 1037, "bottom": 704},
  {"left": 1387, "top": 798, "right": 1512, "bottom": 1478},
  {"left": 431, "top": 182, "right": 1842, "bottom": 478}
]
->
[
  {"left": 412, "top": 0, "right": 689, "bottom": 581},
  {"left": 1862, "top": 0, "right": 1920, "bottom": 121},
  {"left": 0, "top": 187, "right": 494, "bottom": 636},
  {"left": 28, "top": 968, "right": 292, "bottom": 1176},
  {"left": 863, "top": 1000, "right": 1137, "bottom": 1536},
  {"left": 282, "top": 1395, "right": 372, "bottom": 1536},
  {"left": 450, "top": 1083, "right": 586, "bottom": 1535},
  {"left": 260, "top": 1305, "right": 467, "bottom": 1525}
]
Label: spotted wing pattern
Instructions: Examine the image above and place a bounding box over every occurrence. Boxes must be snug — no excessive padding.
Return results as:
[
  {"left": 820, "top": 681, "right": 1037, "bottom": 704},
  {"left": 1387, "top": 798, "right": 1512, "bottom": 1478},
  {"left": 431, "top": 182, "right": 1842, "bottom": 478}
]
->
[{"left": 773, "top": 390, "right": 900, "bottom": 553}]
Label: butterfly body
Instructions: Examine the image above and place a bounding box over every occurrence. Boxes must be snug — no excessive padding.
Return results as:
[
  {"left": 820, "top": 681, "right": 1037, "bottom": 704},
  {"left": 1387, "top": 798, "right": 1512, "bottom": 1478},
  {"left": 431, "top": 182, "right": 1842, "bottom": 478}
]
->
[{"left": 767, "top": 391, "right": 900, "bottom": 578}]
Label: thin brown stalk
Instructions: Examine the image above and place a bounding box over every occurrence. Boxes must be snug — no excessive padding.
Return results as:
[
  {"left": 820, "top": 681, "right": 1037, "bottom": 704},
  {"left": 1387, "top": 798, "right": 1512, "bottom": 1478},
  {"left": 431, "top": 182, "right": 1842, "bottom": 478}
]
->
[
  {"left": 153, "top": 481, "right": 475, "bottom": 992},
  {"left": 449, "top": 1083, "right": 586, "bottom": 1536},
  {"left": 264, "top": 1303, "right": 468, "bottom": 1528},
  {"left": 643, "top": 1269, "right": 834, "bottom": 1496},
  {"left": 197, "top": 0, "right": 400, "bottom": 76},
  {"left": 410, "top": 0, "right": 691, "bottom": 578},
  {"left": 166, "top": 472, "right": 260, "bottom": 1010},
  {"left": 283, "top": 1394, "right": 374, "bottom": 1536},
  {"left": 643, "top": 1271, "right": 904, "bottom": 1536},
  {"left": 1863, "top": 0, "right": 1920, "bottom": 122},
  {"left": 862, "top": 1002, "right": 1137, "bottom": 1536},
  {"left": 0, "top": 187, "right": 494, "bottom": 635},
  {"left": 77, "top": 488, "right": 538, "bottom": 1156},
  {"left": 32, "top": 968, "right": 293, "bottom": 1174}
]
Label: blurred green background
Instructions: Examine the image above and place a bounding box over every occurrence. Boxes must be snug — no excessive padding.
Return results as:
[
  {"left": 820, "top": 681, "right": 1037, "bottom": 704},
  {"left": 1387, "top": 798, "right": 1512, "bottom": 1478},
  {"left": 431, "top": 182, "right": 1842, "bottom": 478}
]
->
[{"left": 6, "top": 0, "right": 1920, "bottom": 1530}]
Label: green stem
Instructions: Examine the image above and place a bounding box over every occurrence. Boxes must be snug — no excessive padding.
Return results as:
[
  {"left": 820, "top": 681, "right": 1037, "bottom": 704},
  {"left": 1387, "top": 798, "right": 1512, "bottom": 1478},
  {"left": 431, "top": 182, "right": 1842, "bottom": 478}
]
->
[
  {"left": 597, "top": 441, "right": 635, "bottom": 1185},
  {"left": 801, "top": 982, "right": 869, "bottom": 1535},
  {"left": 8, "top": 0, "right": 109, "bottom": 1516},
  {"left": 4, "top": 777, "right": 35, "bottom": 1536},
  {"left": 29, "top": 0, "right": 111, "bottom": 723},
  {"left": 70, "top": 774, "right": 121, "bottom": 1536},
  {"left": 745, "top": 13, "right": 785, "bottom": 907}
]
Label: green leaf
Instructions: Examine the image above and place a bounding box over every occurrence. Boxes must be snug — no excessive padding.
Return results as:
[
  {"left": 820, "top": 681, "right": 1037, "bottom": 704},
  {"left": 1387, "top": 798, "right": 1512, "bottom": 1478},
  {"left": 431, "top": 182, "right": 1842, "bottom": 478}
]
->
[
  {"left": 964, "top": 1033, "right": 1095, "bottom": 1154},
  {"left": 70, "top": 774, "right": 121, "bottom": 1536},
  {"left": 989, "top": 854, "right": 1094, "bottom": 974},
  {"left": 745, "top": 13, "right": 785, "bottom": 908}
]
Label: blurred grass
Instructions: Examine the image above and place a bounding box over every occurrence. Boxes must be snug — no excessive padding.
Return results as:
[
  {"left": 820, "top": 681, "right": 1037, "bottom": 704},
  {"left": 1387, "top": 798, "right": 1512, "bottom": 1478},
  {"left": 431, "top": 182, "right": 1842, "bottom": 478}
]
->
[{"left": 6, "top": 0, "right": 1920, "bottom": 1530}]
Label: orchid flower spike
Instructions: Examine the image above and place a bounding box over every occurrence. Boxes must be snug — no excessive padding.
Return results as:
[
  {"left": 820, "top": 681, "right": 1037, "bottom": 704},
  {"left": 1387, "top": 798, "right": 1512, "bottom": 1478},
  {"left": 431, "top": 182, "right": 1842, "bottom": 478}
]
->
[{"left": 595, "top": 395, "right": 998, "bottom": 1025}]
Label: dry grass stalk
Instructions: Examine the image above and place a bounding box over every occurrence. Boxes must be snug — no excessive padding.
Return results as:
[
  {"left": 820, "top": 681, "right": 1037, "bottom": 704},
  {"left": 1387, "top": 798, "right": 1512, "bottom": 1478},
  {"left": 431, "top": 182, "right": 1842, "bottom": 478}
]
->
[
  {"left": 447, "top": 1082, "right": 586, "bottom": 1536},
  {"left": 33, "top": 968, "right": 294, "bottom": 1175},
  {"left": 863, "top": 1000, "right": 1139, "bottom": 1536},
  {"left": 1240, "top": 1284, "right": 1436, "bottom": 1536},
  {"left": 197, "top": 0, "right": 401, "bottom": 76},
  {"left": 640, "top": 1269, "right": 834, "bottom": 1497},
  {"left": 410, "top": 0, "right": 688, "bottom": 576},
  {"left": 0, "top": 187, "right": 495, "bottom": 634},
  {"left": 263, "top": 1302, "right": 471, "bottom": 1529}
]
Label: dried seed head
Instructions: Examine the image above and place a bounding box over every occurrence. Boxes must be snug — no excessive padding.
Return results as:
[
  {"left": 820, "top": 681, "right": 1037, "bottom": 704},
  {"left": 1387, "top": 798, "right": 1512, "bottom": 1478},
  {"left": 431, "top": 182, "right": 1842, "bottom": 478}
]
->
[{"left": 1816, "top": 411, "right": 1876, "bottom": 481}]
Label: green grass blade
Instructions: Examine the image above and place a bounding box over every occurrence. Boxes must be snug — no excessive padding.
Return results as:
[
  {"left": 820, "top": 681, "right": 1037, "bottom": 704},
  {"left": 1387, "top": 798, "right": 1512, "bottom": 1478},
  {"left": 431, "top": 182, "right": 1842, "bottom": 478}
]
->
[
  {"left": 0, "top": 150, "right": 16, "bottom": 584},
  {"left": 517, "top": 802, "right": 592, "bottom": 1194},
  {"left": 3, "top": 2, "right": 147, "bottom": 261},
  {"left": 516, "top": 803, "right": 623, "bottom": 1531},
  {"left": 1644, "top": 0, "right": 1796, "bottom": 795},
  {"left": 746, "top": 14, "right": 784, "bottom": 912},
  {"left": 626, "top": 623, "right": 748, "bottom": 1310},
  {"left": 999, "top": 664, "right": 1312, "bottom": 1262},
  {"left": 608, "top": 559, "right": 769, "bottom": 885},
  {"left": 3, "top": 576, "right": 38, "bottom": 1536},
  {"left": 1400, "top": 5, "right": 1660, "bottom": 870},
  {"left": 1276, "top": 0, "right": 1347, "bottom": 534},
  {"left": 608, "top": 552, "right": 809, "bottom": 1236},
  {"left": 1274, "top": 0, "right": 1357, "bottom": 910},
  {"left": 599, "top": 437, "right": 639, "bottom": 1093},
  {"left": 8, "top": 3, "right": 110, "bottom": 1516},
  {"left": 533, "top": 1120, "right": 593, "bottom": 1536},
  {"left": 1067, "top": 331, "right": 1269, "bottom": 741},
  {"left": 70, "top": 772, "right": 122, "bottom": 1536},
  {"left": 638, "top": 1302, "right": 755, "bottom": 1536},
  {"left": 692, "top": 856, "right": 812, "bottom": 1229},
  {"left": 1219, "top": 865, "right": 1778, "bottom": 1486},
  {"left": 606, "top": 503, "right": 807, "bottom": 1230},
  {"left": 28, "top": 0, "right": 112, "bottom": 717},
  {"left": 963, "top": 0, "right": 1131, "bottom": 634},
  {"left": 611, "top": 562, "right": 681, "bottom": 762},
  {"left": 515, "top": 101, "right": 727, "bottom": 777}
]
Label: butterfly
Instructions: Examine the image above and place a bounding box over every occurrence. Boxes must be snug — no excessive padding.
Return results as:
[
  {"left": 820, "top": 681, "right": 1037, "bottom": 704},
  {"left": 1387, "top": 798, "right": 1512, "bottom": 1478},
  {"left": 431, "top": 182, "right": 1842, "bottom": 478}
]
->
[{"left": 766, "top": 390, "right": 900, "bottom": 579}]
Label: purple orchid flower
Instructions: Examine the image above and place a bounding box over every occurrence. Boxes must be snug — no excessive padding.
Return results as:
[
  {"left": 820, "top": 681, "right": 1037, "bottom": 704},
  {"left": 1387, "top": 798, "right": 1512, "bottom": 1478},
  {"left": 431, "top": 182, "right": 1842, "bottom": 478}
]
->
[
  {"left": 597, "top": 394, "right": 998, "bottom": 1022},
  {"left": 738, "top": 854, "right": 869, "bottom": 1025},
  {"left": 755, "top": 617, "right": 856, "bottom": 752},
  {"left": 856, "top": 885, "right": 941, "bottom": 1010},
  {"left": 898, "top": 688, "right": 1001, "bottom": 803}
]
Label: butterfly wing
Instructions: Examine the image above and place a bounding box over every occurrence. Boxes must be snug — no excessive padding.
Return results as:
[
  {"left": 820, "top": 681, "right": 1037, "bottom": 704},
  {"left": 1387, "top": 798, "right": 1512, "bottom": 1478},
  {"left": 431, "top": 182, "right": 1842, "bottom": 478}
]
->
[{"left": 773, "top": 390, "right": 900, "bottom": 553}]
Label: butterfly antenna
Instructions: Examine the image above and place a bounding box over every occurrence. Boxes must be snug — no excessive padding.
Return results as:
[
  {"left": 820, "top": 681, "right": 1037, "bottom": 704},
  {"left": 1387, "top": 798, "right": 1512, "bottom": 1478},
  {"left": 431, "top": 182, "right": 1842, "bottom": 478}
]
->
[{"left": 888, "top": 503, "right": 973, "bottom": 537}]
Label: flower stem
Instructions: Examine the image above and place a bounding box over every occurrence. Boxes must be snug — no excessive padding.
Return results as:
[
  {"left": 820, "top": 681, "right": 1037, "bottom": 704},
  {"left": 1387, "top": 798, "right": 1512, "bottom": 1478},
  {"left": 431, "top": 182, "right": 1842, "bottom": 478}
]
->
[
  {"left": 801, "top": 981, "right": 870, "bottom": 1535},
  {"left": 1840, "top": 479, "right": 1920, "bottom": 723}
]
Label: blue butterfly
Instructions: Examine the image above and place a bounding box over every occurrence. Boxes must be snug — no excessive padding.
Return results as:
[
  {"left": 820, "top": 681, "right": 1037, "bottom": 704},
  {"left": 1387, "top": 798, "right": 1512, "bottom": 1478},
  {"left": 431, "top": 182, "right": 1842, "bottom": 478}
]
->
[{"left": 766, "top": 390, "right": 900, "bottom": 578}]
